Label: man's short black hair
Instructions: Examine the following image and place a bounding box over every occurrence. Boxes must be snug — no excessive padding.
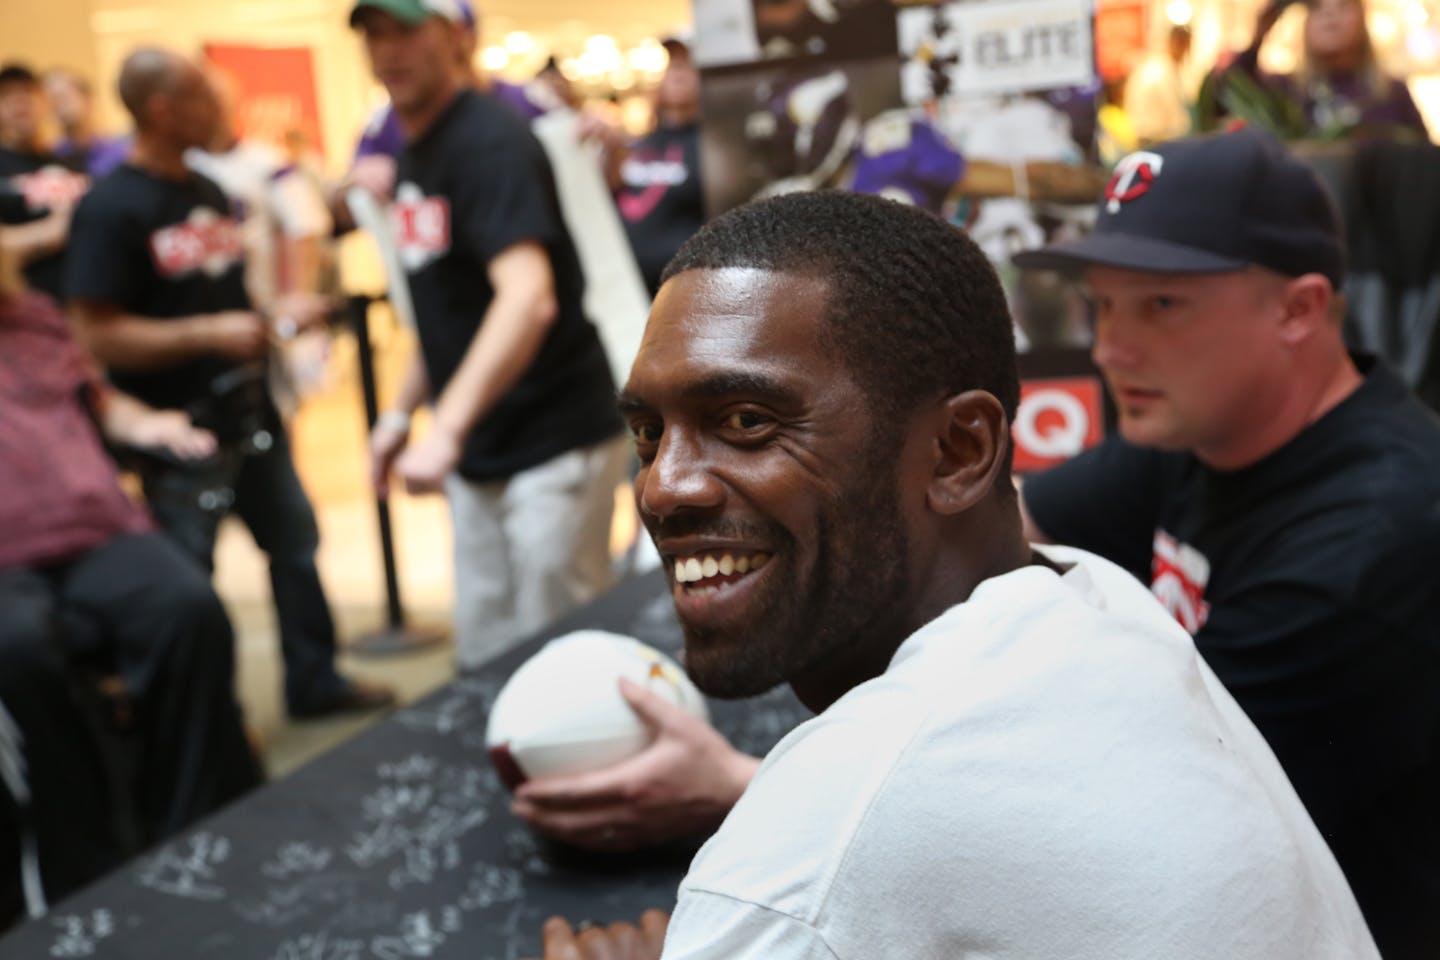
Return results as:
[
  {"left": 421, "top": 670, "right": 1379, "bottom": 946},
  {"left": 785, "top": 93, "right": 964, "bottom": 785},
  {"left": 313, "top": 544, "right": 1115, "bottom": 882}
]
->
[
  {"left": 0, "top": 64, "right": 39, "bottom": 88},
  {"left": 662, "top": 191, "right": 1021, "bottom": 466}
]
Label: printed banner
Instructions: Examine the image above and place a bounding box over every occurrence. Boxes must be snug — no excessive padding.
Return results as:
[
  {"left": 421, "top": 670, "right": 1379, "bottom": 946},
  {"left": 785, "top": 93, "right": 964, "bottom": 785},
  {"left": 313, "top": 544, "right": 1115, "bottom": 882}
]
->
[
  {"left": 203, "top": 43, "right": 326, "bottom": 158},
  {"left": 693, "top": 0, "right": 1108, "bottom": 467},
  {"left": 1094, "top": 0, "right": 1149, "bottom": 82}
]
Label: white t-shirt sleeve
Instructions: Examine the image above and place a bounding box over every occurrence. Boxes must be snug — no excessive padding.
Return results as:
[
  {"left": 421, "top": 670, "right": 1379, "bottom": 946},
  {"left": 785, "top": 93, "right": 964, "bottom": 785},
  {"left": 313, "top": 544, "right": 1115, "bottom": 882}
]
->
[{"left": 663, "top": 890, "right": 840, "bottom": 960}]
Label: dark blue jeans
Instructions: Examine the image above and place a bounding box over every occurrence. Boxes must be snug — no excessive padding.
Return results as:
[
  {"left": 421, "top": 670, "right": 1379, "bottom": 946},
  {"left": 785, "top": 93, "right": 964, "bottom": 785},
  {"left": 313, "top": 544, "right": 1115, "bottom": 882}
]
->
[
  {"left": 142, "top": 420, "right": 347, "bottom": 713},
  {"left": 0, "top": 533, "right": 262, "bottom": 926}
]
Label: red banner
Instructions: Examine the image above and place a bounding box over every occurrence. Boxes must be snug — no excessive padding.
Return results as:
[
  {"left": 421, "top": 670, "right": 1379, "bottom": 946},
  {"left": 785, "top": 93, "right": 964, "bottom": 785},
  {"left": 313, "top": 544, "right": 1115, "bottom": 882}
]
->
[
  {"left": 1094, "top": 0, "right": 1148, "bottom": 82},
  {"left": 204, "top": 43, "right": 325, "bottom": 159}
]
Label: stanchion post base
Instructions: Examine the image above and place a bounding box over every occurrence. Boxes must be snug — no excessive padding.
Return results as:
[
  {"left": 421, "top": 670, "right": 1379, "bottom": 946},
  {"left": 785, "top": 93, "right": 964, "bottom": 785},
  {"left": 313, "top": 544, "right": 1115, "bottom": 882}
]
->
[{"left": 347, "top": 624, "right": 449, "bottom": 658}]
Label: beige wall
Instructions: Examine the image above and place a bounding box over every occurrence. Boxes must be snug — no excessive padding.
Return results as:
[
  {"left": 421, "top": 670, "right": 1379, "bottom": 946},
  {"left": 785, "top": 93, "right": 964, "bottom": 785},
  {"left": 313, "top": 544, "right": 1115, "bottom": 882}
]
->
[
  {"left": 0, "top": 0, "right": 372, "bottom": 175},
  {"left": 89, "top": 0, "right": 373, "bottom": 176},
  {"left": 0, "top": 0, "right": 100, "bottom": 80}
]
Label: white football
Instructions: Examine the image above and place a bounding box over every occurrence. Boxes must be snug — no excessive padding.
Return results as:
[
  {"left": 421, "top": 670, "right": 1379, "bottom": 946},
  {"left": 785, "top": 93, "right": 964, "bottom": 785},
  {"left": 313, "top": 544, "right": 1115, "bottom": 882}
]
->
[{"left": 485, "top": 630, "right": 709, "bottom": 789}]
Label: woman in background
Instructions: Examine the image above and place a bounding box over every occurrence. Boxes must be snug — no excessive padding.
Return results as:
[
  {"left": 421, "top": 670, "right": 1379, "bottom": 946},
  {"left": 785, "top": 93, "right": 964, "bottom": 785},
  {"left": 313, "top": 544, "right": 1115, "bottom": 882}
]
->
[{"left": 1220, "top": 0, "right": 1429, "bottom": 139}]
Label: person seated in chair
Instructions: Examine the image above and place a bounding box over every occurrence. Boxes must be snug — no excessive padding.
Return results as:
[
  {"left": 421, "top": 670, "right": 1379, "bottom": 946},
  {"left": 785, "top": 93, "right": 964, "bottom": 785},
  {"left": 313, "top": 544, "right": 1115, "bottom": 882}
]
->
[{"left": 0, "top": 233, "right": 262, "bottom": 930}]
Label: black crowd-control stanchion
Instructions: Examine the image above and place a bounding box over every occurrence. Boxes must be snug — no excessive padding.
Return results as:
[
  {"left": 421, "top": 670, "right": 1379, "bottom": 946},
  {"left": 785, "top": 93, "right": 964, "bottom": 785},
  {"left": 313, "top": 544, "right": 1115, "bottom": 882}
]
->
[{"left": 345, "top": 293, "right": 448, "bottom": 657}]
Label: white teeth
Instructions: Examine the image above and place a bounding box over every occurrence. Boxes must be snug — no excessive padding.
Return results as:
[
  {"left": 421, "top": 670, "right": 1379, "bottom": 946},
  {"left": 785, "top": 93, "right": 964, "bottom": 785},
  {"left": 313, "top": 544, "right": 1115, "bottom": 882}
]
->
[{"left": 674, "top": 551, "right": 772, "bottom": 586}]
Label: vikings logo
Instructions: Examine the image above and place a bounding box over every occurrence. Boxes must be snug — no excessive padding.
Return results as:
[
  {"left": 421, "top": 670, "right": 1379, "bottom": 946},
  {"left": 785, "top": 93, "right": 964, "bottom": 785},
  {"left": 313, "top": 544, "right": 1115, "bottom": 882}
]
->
[{"left": 1104, "top": 151, "right": 1163, "bottom": 214}]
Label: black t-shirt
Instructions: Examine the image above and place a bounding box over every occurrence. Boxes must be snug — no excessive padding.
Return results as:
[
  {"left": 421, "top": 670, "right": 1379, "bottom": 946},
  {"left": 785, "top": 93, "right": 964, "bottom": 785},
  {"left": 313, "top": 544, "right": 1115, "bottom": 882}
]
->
[
  {"left": 65, "top": 164, "right": 249, "bottom": 410},
  {"left": 616, "top": 122, "right": 704, "bottom": 296},
  {"left": 1024, "top": 357, "right": 1440, "bottom": 960},
  {"left": 0, "top": 147, "right": 89, "bottom": 300},
  {"left": 394, "top": 89, "right": 621, "bottom": 481}
]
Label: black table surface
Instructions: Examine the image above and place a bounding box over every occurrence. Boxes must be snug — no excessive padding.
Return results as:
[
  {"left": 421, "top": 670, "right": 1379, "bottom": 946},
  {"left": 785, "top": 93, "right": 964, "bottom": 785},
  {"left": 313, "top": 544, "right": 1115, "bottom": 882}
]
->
[{"left": 0, "top": 572, "right": 811, "bottom": 960}]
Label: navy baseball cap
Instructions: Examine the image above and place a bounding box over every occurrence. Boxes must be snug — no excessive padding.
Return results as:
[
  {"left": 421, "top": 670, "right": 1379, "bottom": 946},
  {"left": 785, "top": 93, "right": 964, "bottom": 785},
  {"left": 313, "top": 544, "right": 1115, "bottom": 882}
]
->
[{"left": 1013, "top": 128, "right": 1345, "bottom": 287}]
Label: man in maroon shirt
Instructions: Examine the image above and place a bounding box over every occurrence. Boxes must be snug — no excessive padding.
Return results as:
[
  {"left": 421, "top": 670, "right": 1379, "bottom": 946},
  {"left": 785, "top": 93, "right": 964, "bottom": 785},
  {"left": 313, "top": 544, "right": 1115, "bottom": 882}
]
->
[{"left": 0, "top": 242, "right": 261, "bottom": 928}]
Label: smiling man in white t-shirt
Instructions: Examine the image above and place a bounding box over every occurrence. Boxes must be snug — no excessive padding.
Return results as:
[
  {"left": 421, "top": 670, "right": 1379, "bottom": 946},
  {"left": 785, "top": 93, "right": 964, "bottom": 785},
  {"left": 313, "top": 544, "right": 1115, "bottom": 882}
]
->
[{"left": 526, "top": 190, "right": 1378, "bottom": 960}]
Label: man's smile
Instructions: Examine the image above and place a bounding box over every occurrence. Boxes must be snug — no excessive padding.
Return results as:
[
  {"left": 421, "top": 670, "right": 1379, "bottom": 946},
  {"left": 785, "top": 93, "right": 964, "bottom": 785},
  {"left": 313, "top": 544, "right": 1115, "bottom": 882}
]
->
[
  {"left": 672, "top": 549, "right": 772, "bottom": 587},
  {"left": 667, "top": 549, "right": 776, "bottom": 629}
]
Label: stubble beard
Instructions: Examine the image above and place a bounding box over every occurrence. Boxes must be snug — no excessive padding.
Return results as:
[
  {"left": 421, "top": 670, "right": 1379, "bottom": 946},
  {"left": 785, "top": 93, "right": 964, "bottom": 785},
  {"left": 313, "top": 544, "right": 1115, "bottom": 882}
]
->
[{"left": 681, "top": 468, "right": 911, "bottom": 702}]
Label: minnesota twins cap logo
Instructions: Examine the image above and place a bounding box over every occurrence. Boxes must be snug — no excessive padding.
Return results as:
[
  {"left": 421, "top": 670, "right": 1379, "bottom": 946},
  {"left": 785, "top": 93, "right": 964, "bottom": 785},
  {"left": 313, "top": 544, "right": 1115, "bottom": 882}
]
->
[{"left": 1104, "top": 151, "right": 1164, "bottom": 214}]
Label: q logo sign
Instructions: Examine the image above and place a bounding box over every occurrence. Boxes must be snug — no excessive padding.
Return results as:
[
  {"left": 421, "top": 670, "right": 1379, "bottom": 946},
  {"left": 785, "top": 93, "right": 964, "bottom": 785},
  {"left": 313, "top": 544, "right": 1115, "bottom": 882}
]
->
[{"left": 1012, "top": 377, "right": 1104, "bottom": 473}]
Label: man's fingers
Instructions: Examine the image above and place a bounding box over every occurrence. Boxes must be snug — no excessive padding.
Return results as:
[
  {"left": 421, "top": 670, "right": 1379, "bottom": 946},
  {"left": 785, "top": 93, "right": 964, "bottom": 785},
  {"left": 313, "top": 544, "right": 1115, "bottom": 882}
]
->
[
  {"left": 639, "top": 910, "right": 670, "bottom": 954},
  {"left": 174, "top": 431, "right": 216, "bottom": 460},
  {"left": 189, "top": 427, "right": 218, "bottom": 457},
  {"left": 512, "top": 802, "right": 641, "bottom": 850},
  {"left": 603, "top": 921, "right": 643, "bottom": 958},
  {"left": 542, "top": 916, "right": 582, "bottom": 960},
  {"left": 618, "top": 676, "right": 694, "bottom": 733},
  {"left": 514, "top": 761, "right": 637, "bottom": 808},
  {"left": 370, "top": 452, "right": 392, "bottom": 498},
  {"left": 576, "top": 926, "right": 622, "bottom": 960},
  {"left": 401, "top": 472, "right": 445, "bottom": 495},
  {"left": 395, "top": 456, "right": 442, "bottom": 495},
  {"left": 536, "top": 915, "right": 663, "bottom": 960},
  {"left": 369, "top": 457, "right": 388, "bottom": 498}
]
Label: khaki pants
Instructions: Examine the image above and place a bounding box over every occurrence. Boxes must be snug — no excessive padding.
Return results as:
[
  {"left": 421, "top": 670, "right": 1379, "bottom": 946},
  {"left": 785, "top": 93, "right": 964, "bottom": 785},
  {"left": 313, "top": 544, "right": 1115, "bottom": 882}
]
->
[{"left": 445, "top": 435, "right": 632, "bottom": 669}]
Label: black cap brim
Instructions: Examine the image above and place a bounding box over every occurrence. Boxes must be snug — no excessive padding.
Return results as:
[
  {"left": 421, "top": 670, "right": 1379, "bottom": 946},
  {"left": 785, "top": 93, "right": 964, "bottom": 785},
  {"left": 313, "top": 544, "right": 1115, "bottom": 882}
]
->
[{"left": 1012, "top": 232, "right": 1249, "bottom": 276}]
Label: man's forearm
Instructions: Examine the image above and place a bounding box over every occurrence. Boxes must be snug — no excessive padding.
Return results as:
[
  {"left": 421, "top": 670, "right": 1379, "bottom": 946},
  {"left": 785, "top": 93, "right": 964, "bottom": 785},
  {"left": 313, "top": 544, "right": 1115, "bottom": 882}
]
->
[
  {"left": 96, "top": 387, "right": 157, "bottom": 446},
  {"left": 390, "top": 349, "right": 431, "bottom": 415},
  {"left": 431, "top": 289, "right": 556, "bottom": 440},
  {"left": 0, "top": 214, "right": 68, "bottom": 268},
  {"left": 78, "top": 310, "right": 219, "bottom": 371}
]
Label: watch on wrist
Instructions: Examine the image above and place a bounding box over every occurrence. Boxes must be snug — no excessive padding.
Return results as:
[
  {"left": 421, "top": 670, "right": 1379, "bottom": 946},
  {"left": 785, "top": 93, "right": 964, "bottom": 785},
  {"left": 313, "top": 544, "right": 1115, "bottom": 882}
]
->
[{"left": 376, "top": 410, "right": 412, "bottom": 433}]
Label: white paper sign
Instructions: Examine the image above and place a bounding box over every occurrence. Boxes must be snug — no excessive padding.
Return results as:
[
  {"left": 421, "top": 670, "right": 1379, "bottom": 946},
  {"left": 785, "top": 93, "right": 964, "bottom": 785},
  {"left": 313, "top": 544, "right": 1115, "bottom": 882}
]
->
[
  {"left": 900, "top": 0, "right": 1095, "bottom": 99},
  {"left": 691, "top": 0, "right": 761, "bottom": 68}
]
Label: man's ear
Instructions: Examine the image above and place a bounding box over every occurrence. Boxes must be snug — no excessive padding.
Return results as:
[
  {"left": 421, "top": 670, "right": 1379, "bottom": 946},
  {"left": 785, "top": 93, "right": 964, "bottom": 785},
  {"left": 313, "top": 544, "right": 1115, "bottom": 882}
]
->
[
  {"left": 1277, "top": 273, "right": 1333, "bottom": 346},
  {"left": 144, "top": 91, "right": 169, "bottom": 132},
  {"left": 926, "top": 390, "right": 1008, "bottom": 516}
]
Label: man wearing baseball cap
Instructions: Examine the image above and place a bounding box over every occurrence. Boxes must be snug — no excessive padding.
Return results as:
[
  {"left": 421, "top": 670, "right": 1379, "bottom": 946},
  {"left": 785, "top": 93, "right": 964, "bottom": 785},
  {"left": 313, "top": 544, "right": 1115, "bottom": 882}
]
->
[
  {"left": 1014, "top": 128, "right": 1440, "bottom": 959},
  {"left": 350, "top": 0, "right": 629, "bottom": 668}
]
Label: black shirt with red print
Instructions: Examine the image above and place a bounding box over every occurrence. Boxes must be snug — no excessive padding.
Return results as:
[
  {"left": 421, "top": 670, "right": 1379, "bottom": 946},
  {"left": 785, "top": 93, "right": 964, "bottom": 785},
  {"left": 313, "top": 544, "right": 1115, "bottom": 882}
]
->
[
  {"left": 64, "top": 163, "right": 248, "bottom": 411},
  {"left": 394, "top": 89, "right": 620, "bottom": 481},
  {"left": 0, "top": 146, "right": 90, "bottom": 300},
  {"left": 1023, "top": 356, "right": 1440, "bottom": 960},
  {"left": 615, "top": 121, "right": 703, "bottom": 297}
]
